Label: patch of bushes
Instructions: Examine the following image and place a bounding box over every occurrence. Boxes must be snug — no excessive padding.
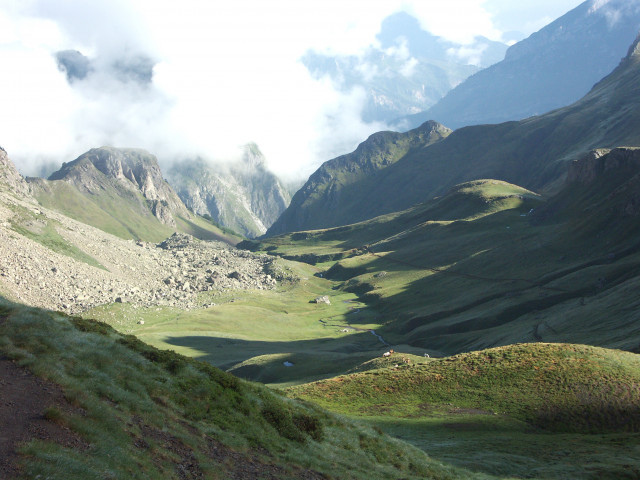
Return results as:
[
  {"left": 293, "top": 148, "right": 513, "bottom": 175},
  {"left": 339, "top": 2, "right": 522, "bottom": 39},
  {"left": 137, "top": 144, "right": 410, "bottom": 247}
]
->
[
  {"left": 260, "top": 394, "right": 324, "bottom": 443},
  {"left": 117, "top": 334, "right": 186, "bottom": 374},
  {"left": 70, "top": 317, "right": 115, "bottom": 336}
]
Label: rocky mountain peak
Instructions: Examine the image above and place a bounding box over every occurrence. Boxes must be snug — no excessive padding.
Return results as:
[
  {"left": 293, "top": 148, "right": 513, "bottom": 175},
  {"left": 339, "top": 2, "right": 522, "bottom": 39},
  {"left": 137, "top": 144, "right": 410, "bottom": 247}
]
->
[
  {"left": 46, "top": 146, "right": 190, "bottom": 227},
  {"left": 167, "top": 143, "right": 291, "bottom": 238},
  {"left": 0, "top": 147, "right": 31, "bottom": 198},
  {"left": 626, "top": 33, "right": 640, "bottom": 61},
  {"left": 241, "top": 143, "right": 267, "bottom": 171}
]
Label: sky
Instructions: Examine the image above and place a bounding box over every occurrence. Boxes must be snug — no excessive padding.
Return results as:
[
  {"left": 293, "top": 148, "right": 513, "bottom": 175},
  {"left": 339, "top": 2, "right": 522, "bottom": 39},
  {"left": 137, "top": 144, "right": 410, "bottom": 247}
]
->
[{"left": 0, "top": 0, "right": 584, "bottom": 179}]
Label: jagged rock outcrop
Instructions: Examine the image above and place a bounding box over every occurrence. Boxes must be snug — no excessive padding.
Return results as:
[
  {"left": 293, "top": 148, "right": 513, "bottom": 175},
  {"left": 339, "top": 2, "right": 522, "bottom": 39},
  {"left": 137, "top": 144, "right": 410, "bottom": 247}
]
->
[
  {"left": 567, "top": 147, "right": 640, "bottom": 216},
  {"left": 567, "top": 148, "right": 640, "bottom": 185},
  {"left": 0, "top": 147, "right": 31, "bottom": 198},
  {"left": 168, "top": 143, "right": 291, "bottom": 238}
]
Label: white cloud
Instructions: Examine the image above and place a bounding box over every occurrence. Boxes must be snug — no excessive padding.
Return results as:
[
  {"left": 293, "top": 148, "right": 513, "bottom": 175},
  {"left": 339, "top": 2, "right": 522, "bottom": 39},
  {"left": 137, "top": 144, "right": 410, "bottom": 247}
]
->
[{"left": 0, "top": 0, "right": 582, "bottom": 180}]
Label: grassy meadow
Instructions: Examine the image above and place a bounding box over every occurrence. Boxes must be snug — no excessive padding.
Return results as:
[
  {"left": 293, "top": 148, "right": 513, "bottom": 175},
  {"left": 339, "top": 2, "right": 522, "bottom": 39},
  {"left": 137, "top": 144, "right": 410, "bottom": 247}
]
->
[
  {"left": 84, "top": 258, "right": 392, "bottom": 387},
  {"left": 0, "top": 298, "right": 492, "bottom": 480}
]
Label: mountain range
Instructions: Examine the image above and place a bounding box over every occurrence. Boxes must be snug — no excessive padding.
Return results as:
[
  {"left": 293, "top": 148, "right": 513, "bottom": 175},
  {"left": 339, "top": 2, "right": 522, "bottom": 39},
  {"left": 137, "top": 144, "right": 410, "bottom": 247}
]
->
[
  {"left": 268, "top": 31, "right": 640, "bottom": 235},
  {"left": 405, "top": 0, "right": 640, "bottom": 129},
  {"left": 27, "top": 146, "right": 237, "bottom": 244}
]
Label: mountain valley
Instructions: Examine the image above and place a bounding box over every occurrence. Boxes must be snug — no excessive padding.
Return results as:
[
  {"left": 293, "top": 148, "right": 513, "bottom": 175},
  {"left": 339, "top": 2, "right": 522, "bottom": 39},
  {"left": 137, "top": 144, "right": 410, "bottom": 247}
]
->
[{"left": 2, "top": 5, "right": 640, "bottom": 480}]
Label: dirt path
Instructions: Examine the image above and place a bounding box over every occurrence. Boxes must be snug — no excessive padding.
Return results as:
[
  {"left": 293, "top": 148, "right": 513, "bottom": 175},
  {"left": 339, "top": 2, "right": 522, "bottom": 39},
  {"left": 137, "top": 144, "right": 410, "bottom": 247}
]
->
[{"left": 0, "top": 356, "right": 87, "bottom": 479}]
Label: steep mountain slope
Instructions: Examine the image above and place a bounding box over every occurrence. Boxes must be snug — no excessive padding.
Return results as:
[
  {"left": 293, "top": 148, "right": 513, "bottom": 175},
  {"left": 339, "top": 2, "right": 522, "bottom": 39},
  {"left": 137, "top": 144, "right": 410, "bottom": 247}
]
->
[
  {"left": 266, "top": 120, "right": 451, "bottom": 235},
  {"left": 406, "top": 0, "right": 640, "bottom": 129},
  {"left": 0, "top": 150, "right": 270, "bottom": 313},
  {"left": 168, "top": 144, "right": 291, "bottom": 238},
  {"left": 303, "top": 12, "right": 506, "bottom": 124},
  {"left": 269, "top": 34, "right": 640, "bottom": 235},
  {"left": 28, "top": 147, "right": 235, "bottom": 243}
]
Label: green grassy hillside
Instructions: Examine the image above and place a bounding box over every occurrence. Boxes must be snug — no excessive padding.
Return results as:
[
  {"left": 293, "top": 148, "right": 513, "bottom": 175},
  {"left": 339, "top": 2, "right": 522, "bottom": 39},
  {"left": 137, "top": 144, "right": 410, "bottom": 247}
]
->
[
  {"left": 0, "top": 298, "right": 490, "bottom": 480},
  {"left": 288, "top": 343, "right": 640, "bottom": 479},
  {"left": 267, "top": 120, "right": 451, "bottom": 235},
  {"left": 243, "top": 170, "right": 640, "bottom": 357},
  {"left": 29, "top": 167, "right": 239, "bottom": 244},
  {"left": 289, "top": 342, "right": 640, "bottom": 433}
]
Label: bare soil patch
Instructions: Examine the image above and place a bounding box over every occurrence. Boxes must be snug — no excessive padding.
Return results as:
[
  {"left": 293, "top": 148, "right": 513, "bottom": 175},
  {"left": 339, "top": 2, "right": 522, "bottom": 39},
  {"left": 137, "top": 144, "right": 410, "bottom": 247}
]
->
[{"left": 0, "top": 356, "right": 88, "bottom": 479}]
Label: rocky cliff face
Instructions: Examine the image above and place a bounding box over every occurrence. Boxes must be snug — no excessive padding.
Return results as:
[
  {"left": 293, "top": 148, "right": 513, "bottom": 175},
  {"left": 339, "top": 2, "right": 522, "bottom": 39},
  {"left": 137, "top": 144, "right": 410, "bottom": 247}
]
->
[
  {"left": 168, "top": 144, "right": 291, "bottom": 238},
  {"left": 46, "top": 147, "right": 190, "bottom": 227},
  {"left": 567, "top": 147, "right": 640, "bottom": 216},
  {"left": 0, "top": 147, "right": 31, "bottom": 198},
  {"left": 566, "top": 148, "right": 640, "bottom": 185}
]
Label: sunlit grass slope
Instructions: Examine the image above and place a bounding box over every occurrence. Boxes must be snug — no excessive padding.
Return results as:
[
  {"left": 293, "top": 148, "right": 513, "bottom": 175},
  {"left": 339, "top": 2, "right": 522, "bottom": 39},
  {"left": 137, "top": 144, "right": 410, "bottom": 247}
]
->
[
  {"left": 289, "top": 343, "right": 640, "bottom": 433},
  {"left": 0, "top": 299, "right": 491, "bottom": 480},
  {"left": 288, "top": 343, "right": 640, "bottom": 479},
  {"left": 31, "top": 176, "right": 239, "bottom": 244}
]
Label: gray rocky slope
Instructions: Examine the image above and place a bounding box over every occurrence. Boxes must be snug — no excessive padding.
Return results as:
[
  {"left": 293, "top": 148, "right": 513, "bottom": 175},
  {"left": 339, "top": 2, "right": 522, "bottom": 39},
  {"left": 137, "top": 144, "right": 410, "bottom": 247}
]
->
[
  {"left": 168, "top": 143, "right": 291, "bottom": 238},
  {"left": 0, "top": 149, "right": 285, "bottom": 315}
]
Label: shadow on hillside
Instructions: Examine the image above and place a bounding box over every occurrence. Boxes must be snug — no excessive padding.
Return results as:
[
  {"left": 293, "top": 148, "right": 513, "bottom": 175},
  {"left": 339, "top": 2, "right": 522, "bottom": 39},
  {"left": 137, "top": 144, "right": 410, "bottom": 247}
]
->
[
  {"left": 314, "top": 201, "right": 640, "bottom": 357},
  {"left": 163, "top": 330, "right": 388, "bottom": 383}
]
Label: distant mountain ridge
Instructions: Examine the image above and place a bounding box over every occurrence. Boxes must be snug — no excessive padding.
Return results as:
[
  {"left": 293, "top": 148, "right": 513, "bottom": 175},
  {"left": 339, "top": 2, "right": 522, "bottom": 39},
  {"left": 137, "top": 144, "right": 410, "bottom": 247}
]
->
[
  {"left": 168, "top": 144, "right": 291, "bottom": 238},
  {"left": 303, "top": 12, "right": 507, "bottom": 124},
  {"left": 267, "top": 33, "right": 640, "bottom": 236},
  {"left": 405, "top": 0, "right": 640, "bottom": 130}
]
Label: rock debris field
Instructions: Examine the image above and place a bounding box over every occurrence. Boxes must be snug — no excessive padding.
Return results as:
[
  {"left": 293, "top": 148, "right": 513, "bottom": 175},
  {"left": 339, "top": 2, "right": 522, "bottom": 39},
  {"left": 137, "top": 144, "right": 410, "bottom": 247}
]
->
[{"left": 0, "top": 191, "right": 279, "bottom": 314}]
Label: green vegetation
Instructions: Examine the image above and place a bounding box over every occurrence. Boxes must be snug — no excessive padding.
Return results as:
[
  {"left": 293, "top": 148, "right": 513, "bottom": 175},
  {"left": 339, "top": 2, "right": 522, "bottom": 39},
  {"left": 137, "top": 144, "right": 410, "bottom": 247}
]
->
[
  {"left": 32, "top": 174, "right": 175, "bottom": 242},
  {"left": 245, "top": 177, "right": 640, "bottom": 357},
  {"left": 289, "top": 343, "right": 640, "bottom": 433},
  {"left": 288, "top": 343, "right": 640, "bottom": 479},
  {"left": 268, "top": 120, "right": 451, "bottom": 235},
  {"left": 83, "top": 258, "right": 391, "bottom": 388},
  {"left": 32, "top": 179, "right": 235, "bottom": 244},
  {"left": 270, "top": 40, "right": 640, "bottom": 235},
  {"left": 0, "top": 298, "right": 486, "bottom": 479}
]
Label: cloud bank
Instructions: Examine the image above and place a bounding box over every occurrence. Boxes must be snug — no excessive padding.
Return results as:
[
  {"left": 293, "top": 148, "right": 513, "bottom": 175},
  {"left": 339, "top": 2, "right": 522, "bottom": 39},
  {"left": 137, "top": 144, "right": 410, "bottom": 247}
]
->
[{"left": 0, "top": 0, "right": 583, "bottom": 179}]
